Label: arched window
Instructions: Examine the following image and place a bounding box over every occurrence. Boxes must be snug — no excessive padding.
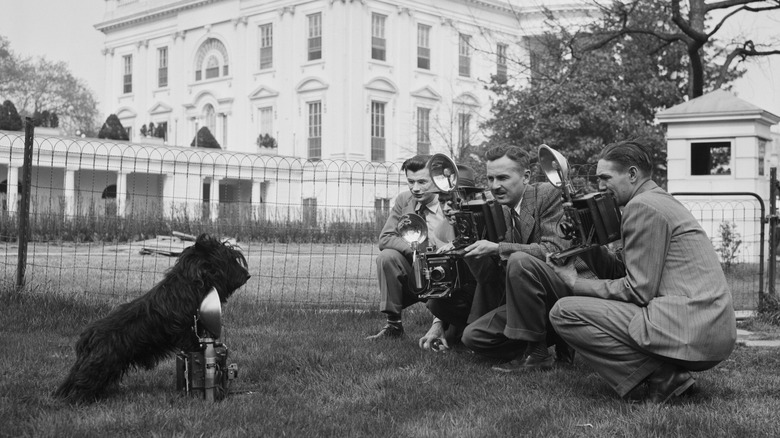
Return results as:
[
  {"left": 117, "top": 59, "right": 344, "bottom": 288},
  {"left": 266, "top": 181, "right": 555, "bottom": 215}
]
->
[
  {"left": 203, "top": 104, "right": 216, "bottom": 133},
  {"left": 194, "top": 38, "right": 230, "bottom": 81}
]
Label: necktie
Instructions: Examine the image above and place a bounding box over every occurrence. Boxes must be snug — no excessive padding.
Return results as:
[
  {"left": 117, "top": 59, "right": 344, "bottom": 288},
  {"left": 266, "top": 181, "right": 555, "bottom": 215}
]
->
[{"left": 511, "top": 209, "right": 523, "bottom": 244}]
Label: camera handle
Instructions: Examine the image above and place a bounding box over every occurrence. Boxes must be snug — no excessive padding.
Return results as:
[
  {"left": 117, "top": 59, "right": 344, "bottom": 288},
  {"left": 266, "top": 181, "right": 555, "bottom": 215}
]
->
[{"left": 410, "top": 242, "right": 429, "bottom": 293}]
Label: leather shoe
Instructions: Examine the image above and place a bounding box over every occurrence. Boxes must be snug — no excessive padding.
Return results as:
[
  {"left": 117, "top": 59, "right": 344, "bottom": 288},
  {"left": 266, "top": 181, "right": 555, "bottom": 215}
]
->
[
  {"left": 492, "top": 351, "right": 554, "bottom": 373},
  {"left": 555, "top": 342, "right": 575, "bottom": 366},
  {"left": 645, "top": 365, "right": 696, "bottom": 404},
  {"left": 366, "top": 323, "right": 404, "bottom": 340}
]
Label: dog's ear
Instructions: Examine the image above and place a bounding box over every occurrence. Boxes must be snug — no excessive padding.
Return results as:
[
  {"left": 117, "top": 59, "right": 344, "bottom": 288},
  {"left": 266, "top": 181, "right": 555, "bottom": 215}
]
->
[{"left": 195, "top": 233, "right": 210, "bottom": 248}]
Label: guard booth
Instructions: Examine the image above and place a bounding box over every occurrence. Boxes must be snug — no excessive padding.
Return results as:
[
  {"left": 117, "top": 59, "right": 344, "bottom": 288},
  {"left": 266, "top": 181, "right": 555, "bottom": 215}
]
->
[{"left": 657, "top": 89, "right": 780, "bottom": 310}]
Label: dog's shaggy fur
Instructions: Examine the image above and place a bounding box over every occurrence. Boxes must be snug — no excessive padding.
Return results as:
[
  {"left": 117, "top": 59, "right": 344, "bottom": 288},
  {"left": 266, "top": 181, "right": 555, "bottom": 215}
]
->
[{"left": 54, "top": 233, "right": 250, "bottom": 404}]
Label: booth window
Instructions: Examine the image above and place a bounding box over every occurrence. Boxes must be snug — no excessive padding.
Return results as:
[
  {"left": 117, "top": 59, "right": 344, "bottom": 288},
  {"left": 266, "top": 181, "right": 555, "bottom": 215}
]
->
[{"left": 691, "top": 141, "right": 731, "bottom": 175}]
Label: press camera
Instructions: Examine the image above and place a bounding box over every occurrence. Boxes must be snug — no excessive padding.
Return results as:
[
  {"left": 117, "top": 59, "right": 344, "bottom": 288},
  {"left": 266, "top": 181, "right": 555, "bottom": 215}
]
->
[
  {"left": 538, "top": 145, "right": 622, "bottom": 263},
  {"left": 175, "top": 287, "right": 238, "bottom": 401},
  {"left": 396, "top": 154, "right": 506, "bottom": 299}
]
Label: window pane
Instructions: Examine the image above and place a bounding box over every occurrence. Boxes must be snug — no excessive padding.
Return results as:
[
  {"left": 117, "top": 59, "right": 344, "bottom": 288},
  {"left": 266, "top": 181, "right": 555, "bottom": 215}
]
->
[
  {"left": 691, "top": 142, "right": 731, "bottom": 175},
  {"left": 260, "top": 24, "right": 273, "bottom": 69},
  {"left": 371, "top": 101, "right": 385, "bottom": 161},
  {"left": 417, "top": 107, "right": 430, "bottom": 155},
  {"left": 417, "top": 25, "right": 430, "bottom": 69},
  {"left": 308, "top": 101, "right": 322, "bottom": 159},
  {"left": 459, "top": 34, "right": 471, "bottom": 77},
  {"left": 308, "top": 13, "right": 322, "bottom": 61}
]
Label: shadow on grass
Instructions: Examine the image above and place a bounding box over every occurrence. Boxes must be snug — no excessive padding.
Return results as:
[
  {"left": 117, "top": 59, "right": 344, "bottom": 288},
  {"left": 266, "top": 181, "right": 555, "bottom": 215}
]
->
[{"left": 3, "top": 286, "right": 780, "bottom": 437}]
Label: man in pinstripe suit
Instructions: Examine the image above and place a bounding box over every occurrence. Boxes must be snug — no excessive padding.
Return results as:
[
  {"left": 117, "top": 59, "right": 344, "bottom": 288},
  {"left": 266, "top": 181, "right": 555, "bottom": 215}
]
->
[{"left": 549, "top": 139, "right": 737, "bottom": 404}]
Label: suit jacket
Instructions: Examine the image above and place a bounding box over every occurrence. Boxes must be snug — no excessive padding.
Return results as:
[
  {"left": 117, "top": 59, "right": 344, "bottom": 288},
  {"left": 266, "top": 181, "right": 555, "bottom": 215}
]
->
[
  {"left": 378, "top": 191, "right": 452, "bottom": 257},
  {"left": 575, "top": 181, "right": 736, "bottom": 362},
  {"left": 495, "top": 182, "right": 568, "bottom": 262}
]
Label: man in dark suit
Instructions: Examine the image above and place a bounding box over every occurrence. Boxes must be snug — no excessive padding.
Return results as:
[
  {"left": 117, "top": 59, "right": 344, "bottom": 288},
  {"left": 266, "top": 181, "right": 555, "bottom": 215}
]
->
[
  {"left": 419, "top": 145, "right": 588, "bottom": 370},
  {"left": 548, "top": 139, "right": 736, "bottom": 403},
  {"left": 367, "top": 154, "right": 455, "bottom": 340}
]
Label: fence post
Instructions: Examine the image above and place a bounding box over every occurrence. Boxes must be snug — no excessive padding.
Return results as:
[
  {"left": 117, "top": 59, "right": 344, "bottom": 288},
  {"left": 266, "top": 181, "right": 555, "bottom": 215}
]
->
[
  {"left": 15, "top": 118, "right": 34, "bottom": 291},
  {"left": 769, "top": 168, "right": 778, "bottom": 302}
]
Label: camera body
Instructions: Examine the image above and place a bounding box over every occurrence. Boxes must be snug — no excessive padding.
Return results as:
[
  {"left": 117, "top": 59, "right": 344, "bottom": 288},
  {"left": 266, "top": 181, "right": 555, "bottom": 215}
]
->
[
  {"left": 412, "top": 251, "right": 474, "bottom": 299},
  {"left": 450, "top": 194, "right": 507, "bottom": 249},
  {"left": 175, "top": 345, "right": 238, "bottom": 401},
  {"left": 174, "top": 287, "right": 238, "bottom": 401},
  {"left": 538, "top": 145, "right": 622, "bottom": 262}
]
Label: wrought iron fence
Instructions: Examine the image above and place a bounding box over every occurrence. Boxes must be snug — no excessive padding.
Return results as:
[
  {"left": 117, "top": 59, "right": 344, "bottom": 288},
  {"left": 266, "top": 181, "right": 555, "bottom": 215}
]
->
[{"left": 0, "top": 130, "right": 764, "bottom": 311}]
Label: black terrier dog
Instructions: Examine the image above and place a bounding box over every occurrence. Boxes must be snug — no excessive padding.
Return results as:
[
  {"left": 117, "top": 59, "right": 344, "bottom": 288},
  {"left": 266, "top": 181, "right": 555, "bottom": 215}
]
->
[{"left": 54, "top": 234, "right": 250, "bottom": 403}]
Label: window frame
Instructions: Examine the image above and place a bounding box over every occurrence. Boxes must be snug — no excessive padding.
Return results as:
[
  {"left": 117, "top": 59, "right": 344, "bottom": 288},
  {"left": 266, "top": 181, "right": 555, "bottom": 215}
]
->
[
  {"left": 371, "top": 13, "right": 387, "bottom": 61},
  {"left": 259, "top": 23, "right": 273, "bottom": 70},
  {"left": 371, "top": 100, "right": 386, "bottom": 162},
  {"left": 307, "top": 100, "right": 322, "bottom": 159},
  {"left": 122, "top": 54, "right": 133, "bottom": 94},
  {"left": 307, "top": 13, "right": 322, "bottom": 61},
  {"left": 417, "top": 24, "right": 431, "bottom": 70},
  {"left": 458, "top": 33, "right": 471, "bottom": 78}
]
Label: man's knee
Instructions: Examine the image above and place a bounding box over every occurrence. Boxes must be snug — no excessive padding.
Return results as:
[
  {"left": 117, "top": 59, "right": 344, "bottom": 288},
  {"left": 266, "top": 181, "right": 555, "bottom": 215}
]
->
[
  {"left": 506, "top": 251, "right": 541, "bottom": 275},
  {"left": 377, "top": 248, "right": 403, "bottom": 263}
]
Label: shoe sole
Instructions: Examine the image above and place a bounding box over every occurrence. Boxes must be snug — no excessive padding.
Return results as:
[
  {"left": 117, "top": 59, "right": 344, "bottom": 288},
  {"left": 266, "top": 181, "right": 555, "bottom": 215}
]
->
[
  {"left": 661, "top": 377, "right": 696, "bottom": 404},
  {"left": 491, "top": 360, "right": 555, "bottom": 373}
]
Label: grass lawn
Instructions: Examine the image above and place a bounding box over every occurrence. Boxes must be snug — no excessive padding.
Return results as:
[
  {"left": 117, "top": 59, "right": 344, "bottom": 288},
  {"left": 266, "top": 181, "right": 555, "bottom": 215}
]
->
[{"left": 3, "top": 288, "right": 780, "bottom": 438}]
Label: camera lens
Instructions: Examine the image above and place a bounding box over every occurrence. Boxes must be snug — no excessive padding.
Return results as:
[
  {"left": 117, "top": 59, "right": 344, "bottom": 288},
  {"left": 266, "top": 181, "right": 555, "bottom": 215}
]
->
[{"left": 430, "top": 266, "right": 446, "bottom": 282}]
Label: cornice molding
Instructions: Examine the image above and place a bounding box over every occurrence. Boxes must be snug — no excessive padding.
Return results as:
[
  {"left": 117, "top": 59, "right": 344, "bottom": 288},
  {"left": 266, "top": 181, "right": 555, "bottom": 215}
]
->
[{"left": 95, "top": 0, "right": 227, "bottom": 33}]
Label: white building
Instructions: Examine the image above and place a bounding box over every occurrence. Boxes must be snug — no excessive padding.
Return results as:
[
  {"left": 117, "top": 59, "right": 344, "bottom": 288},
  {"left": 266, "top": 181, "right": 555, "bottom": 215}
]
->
[
  {"left": 3, "top": 0, "right": 595, "bottom": 223},
  {"left": 95, "top": 0, "right": 592, "bottom": 160}
]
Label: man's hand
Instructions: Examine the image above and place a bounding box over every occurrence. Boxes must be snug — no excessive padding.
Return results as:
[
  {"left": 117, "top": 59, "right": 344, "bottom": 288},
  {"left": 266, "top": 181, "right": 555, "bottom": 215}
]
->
[
  {"left": 419, "top": 320, "right": 449, "bottom": 352},
  {"left": 463, "top": 240, "right": 499, "bottom": 258},
  {"left": 546, "top": 254, "right": 578, "bottom": 289},
  {"left": 436, "top": 242, "right": 455, "bottom": 254}
]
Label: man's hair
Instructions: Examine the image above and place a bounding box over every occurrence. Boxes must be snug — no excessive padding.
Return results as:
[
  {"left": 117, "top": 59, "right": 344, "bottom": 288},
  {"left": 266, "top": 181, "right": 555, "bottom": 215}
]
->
[
  {"left": 484, "top": 144, "right": 530, "bottom": 172},
  {"left": 401, "top": 154, "right": 431, "bottom": 173},
  {"left": 599, "top": 139, "right": 654, "bottom": 176}
]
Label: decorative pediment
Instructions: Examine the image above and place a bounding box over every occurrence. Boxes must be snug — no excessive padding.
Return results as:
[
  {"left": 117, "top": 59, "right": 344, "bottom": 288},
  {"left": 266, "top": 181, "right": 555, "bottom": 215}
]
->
[
  {"left": 248, "top": 85, "right": 280, "bottom": 101},
  {"left": 364, "top": 77, "right": 398, "bottom": 94},
  {"left": 454, "top": 92, "right": 480, "bottom": 107},
  {"left": 115, "top": 106, "right": 137, "bottom": 119},
  {"left": 410, "top": 86, "right": 441, "bottom": 101},
  {"left": 148, "top": 102, "right": 173, "bottom": 115},
  {"left": 296, "top": 77, "right": 329, "bottom": 93}
]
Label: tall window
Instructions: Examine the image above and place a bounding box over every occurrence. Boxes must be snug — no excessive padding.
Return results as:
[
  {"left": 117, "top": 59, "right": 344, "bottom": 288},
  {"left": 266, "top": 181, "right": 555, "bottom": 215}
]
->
[
  {"left": 496, "top": 43, "right": 507, "bottom": 84},
  {"left": 259, "top": 24, "right": 273, "bottom": 69},
  {"left": 371, "top": 13, "right": 386, "bottom": 61},
  {"left": 204, "top": 104, "right": 216, "bottom": 134},
  {"left": 416, "top": 107, "right": 430, "bottom": 155},
  {"left": 759, "top": 140, "right": 767, "bottom": 176},
  {"left": 371, "top": 101, "right": 386, "bottom": 162},
  {"left": 122, "top": 55, "right": 132, "bottom": 93},
  {"left": 308, "top": 13, "right": 322, "bottom": 61},
  {"left": 458, "top": 113, "right": 471, "bottom": 149},
  {"left": 459, "top": 34, "right": 471, "bottom": 77},
  {"left": 308, "top": 101, "right": 322, "bottom": 159},
  {"left": 157, "top": 47, "right": 168, "bottom": 88},
  {"left": 691, "top": 141, "right": 731, "bottom": 175},
  {"left": 303, "top": 197, "right": 317, "bottom": 228},
  {"left": 417, "top": 24, "right": 430, "bottom": 70},
  {"left": 259, "top": 107, "right": 273, "bottom": 136}
]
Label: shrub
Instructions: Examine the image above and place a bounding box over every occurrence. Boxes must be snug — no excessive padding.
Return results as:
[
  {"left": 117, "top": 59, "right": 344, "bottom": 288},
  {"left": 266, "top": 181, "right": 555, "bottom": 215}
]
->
[
  {"left": 98, "top": 114, "right": 129, "bottom": 140},
  {"left": 714, "top": 221, "right": 742, "bottom": 271},
  {"left": 191, "top": 126, "right": 220, "bottom": 149},
  {"left": 256, "top": 133, "right": 277, "bottom": 149},
  {"left": 0, "top": 100, "right": 23, "bottom": 131}
]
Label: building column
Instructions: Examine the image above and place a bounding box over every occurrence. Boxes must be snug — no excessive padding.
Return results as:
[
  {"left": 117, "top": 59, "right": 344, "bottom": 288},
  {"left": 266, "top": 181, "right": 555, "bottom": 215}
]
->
[
  {"left": 6, "top": 166, "right": 18, "bottom": 214},
  {"left": 210, "top": 177, "right": 221, "bottom": 220},
  {"left": 64, "top": 168, "right": 76, "bottom": 218},
  {"left": 116, "top": 171, "right": 128, "bottom": 217}
]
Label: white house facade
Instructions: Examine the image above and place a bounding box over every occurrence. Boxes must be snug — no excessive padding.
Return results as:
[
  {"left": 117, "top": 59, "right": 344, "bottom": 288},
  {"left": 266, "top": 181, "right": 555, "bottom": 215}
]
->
[{"left": 95, "top": 0, "right": 593, "bottom": 160}]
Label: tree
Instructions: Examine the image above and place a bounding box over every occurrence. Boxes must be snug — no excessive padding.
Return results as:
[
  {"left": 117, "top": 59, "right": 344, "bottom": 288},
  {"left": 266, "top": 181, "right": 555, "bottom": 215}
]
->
[
  {"left": 191, "top": 127, "right": 220, "bottom": 149},
  {"left": 98, "top": 114, "right": 129, "bottom": 141},
  {"left": 575, "top": 0, "right": 780, "bottom": 98},
  {"left": 0, "top": 99, "right": 23, "bottom": 131},
  {"left": 0, "top": 36, "right": 99, "bottom": 135},
  {"left": 483, "top": 28, "right": 675, "bottom": 185}
]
